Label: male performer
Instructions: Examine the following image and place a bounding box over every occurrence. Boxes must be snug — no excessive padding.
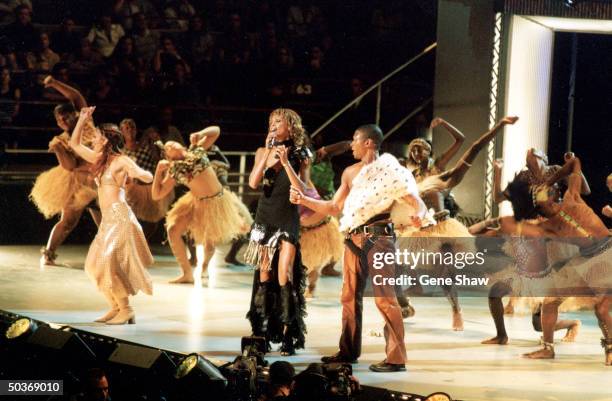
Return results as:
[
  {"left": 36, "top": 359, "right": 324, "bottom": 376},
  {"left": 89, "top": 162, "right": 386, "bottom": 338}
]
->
[{"left": 290, "top": 124, "right": 425, "bottom": 372}]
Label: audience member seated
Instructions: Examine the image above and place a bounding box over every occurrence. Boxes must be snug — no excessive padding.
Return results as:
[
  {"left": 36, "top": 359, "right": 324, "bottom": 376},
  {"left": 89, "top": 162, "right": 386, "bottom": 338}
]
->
[
  {"left": 110, "top": 35, "right": 143, "bottom": 75},
  {"left": 180, "top": 14, "right": 215, "bottom": 68},
  {"left": 87, "top": 13, "right": 125, "bottom": 58},
  {"left": 0, "top": 0, "right": 33, "bottom": 25},
  {"left": 67, "top": 38, "right": 105, "bottom": 72},
  {"left": 50, "top": 17, "right": 81, "bottom": 58},
  {"left": 26, "top": 32, "right": 60, "bottom": 72},
  {"left": 130, "top": 12, "right": 159, "bottom": 66},
  {"left": 153, "top": 36, "right": 190, "bottom": 78},
  {"left": 120, "top": 117, "right": 160, "bottom": 172},
  {"left": 163, "top": 0, "right": 196, "bottom": 31},
  {"left": 219, "top": 12, "right": 252, "bottom": 66},
  {"left": 3, "top": 5, "right": 39, "bottom": 56},
  {"left": 162, "top": 62, "right": 199, "bottom": 105},
  {"left": 88, "top": 70, "right": 119, "bottom": 104},
  {"left": 146, "top": 105, "right": 184, "bottom": 145},
  {"left": 113, "top": 0, "right": 158, "bottom": 32},
  {"left": 120, "top": 69, "right": 158, "bottom": 103},
  {"left": 0, "top": 67, "right": 20, "bottom": 124}
]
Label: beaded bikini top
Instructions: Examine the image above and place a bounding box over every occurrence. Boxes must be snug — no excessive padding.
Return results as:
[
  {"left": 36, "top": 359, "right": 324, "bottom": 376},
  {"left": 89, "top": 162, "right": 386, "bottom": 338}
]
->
[{"left": 169, "top": 145, "right": 211, "bottom": 186}]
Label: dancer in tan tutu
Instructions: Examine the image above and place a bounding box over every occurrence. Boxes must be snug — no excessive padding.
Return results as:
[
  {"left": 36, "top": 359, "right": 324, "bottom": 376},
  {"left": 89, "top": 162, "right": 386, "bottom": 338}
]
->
[
  {"left": 152, "top": 126, "right": 249, "bottom": 284},
  {"left": 395, "top": 116, "right": 518, "bottom": 330},
  {"left": 30, "top": 76, "right": 98, "bottom": 267},
  {"left": 70, "top": 106, "right": 154, "bottom": 325},
  {"left": 299, "top": 185, "right": 344, "bottom": 299}
]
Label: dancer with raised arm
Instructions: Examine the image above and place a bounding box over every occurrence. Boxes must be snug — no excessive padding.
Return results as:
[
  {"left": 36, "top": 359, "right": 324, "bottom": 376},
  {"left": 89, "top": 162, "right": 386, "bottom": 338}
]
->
[
  {"left": 152, "top": 126, "right": 249, "bottom": 283},
  {"left": 30, "top": 76, "right": 98, "bottom": 267},
  {"left": 496, "top": 154, "right": 611, "bottom": 364},
  {"left": 290, "top": 124, "right": 426, "bottom": 372},
  {"left": 470, "top": 160, "right": 581, "bottom": 345},
  {"left": 70, "top": 106, "right": 154, "bottom": 325},
  {"left": 396, "top": 116, "right": 519, "bottom": 330},
  {"left": 405, "top": 117, "right": 465, "bottom": 215},
  {"left": 245, "top": 108, "right": 311, "bottom": 356}
]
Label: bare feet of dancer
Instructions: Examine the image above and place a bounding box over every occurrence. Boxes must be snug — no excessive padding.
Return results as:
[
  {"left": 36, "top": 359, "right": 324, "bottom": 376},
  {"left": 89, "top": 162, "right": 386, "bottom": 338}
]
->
[
  {"left": 321, "top": 262, "right": 341, "bottom": 277},
  {"left": 169, "top": 273, "right": 194, "bottom": 284},
  {"left": 40, "top": 248, "right": 60, "bottom": 267},
  {"left": 561, "top": 320, "right": 581, "bottom": 342},
  {"left": 401, "top": 303, "right": 416, "bottom": 319},
  {"left": 504, "top": 298, "right": 515, "bottom": 315},
  {"left": 481, "top": 335, "right": 509, "bottom": 345},
  {"left": 200, "top": 261, "right": 211, "bottom": 279},
  {"left": 523, "top": 342, "right": 554, "bottom": 359},
  {"left": 305, "top": 269, "right": 318, "bottom": 299},
  {"left": 604, "top": 341, "right": 612, "bottom": 366},
  {"left": 452, "top": 309, "right": 464, "bottom": 331}
]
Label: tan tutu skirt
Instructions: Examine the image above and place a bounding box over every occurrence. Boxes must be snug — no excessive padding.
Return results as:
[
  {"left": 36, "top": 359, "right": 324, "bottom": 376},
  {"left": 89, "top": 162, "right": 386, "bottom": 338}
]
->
[
  {"left": 552, "top": 239, "right": 612, "bottom": 297},
  {"left": 30, "top": 166, "right": 97, "bottom": 219},
  {"left": 396, "top": 217, "right": 475, "bottom": 255},
  {"left": 85, "top": 202, "right": 153, "bottom": 297},
  {"left": 509, "top": 296, "right": 597, "bottom": 314},
  {"left": 126, "top": 183, "right": 175, "bottom": 223},
  {"left": 229, "top": 190, "right": 254, "bottom": 230},
  {"left": 300, "top": 217, "right": 344, "bottom": 273},
  {"left": 166, "top": 189, "right": 249, "bottom": 245}
]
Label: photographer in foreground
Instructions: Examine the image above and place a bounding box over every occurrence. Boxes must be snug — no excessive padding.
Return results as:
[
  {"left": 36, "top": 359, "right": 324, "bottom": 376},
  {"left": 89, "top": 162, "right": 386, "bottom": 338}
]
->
[{"left": 259, "top": 361, "right": 295, "bottom": 401}]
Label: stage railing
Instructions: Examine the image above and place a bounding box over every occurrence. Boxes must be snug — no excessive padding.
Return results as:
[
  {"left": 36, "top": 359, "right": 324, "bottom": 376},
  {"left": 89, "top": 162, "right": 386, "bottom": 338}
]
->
[
  {"left": 1, "top": 148, "right": 259, "bottom": 200},
  {"left": 311, "top": 42, "right": 437, "bottom": 140}
]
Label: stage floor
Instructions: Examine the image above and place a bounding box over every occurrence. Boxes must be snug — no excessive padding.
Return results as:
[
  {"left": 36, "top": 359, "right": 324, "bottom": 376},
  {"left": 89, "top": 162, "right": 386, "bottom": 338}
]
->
[{"left": 0, "top": 245, "right": 610, "bottom": 401}]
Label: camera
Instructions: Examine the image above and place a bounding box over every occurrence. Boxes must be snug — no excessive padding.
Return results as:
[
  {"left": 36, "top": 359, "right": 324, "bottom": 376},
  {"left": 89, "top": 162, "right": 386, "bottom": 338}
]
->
[
  {"left": 292, "top": 363, "right": 357, "bottom": 401},
  {"left": 322, "top": 363, "right": 354, "bottom": 400},
  {"left": 241, "top": 335, "right": 268, "bottom": 366},
  {"left": 220, "top": 337, "right": 269, "bottom": 401}
]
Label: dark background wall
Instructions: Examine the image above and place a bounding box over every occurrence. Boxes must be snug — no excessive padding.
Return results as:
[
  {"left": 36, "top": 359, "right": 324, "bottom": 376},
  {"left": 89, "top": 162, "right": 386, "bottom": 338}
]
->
[{"left": 548, "top": 32, "right": 612, "bottom": 221}]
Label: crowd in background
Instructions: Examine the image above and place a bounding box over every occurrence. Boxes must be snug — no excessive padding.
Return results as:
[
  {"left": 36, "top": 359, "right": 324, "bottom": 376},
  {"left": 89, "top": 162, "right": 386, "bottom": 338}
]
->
[{"left": 0, "top": 0, "right": 435, "bottom": 133}]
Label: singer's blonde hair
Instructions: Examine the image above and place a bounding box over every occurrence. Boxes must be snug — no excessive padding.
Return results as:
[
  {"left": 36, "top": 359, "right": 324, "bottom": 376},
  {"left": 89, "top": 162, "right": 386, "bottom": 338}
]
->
[{"left": 269, "top": 108, "right": 308, "bottom": 147}]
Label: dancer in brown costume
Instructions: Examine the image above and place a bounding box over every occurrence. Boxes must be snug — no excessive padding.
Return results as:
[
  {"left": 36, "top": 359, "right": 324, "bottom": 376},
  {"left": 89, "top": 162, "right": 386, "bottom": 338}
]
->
[{"left": 290, "top": 124, "right": 426, "bottom": 372}]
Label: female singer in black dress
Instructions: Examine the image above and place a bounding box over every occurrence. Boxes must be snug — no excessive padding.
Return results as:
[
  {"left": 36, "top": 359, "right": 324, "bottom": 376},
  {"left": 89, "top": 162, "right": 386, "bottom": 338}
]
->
[{"left": 245, "top": 108, "right": 311, "bottom": 355}]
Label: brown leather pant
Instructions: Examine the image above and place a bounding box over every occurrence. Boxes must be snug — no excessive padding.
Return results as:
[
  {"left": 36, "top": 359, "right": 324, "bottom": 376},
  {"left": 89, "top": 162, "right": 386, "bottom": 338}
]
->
[{"left": 339, "top": 233, "right": 407, "bottom": 364}]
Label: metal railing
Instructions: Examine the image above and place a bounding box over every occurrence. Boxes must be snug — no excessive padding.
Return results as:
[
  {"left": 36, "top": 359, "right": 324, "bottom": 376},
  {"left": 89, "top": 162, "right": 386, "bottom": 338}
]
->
[
  {"left": 311, "top": 42, "right": 437, "bottom": 140},
  {"left": 1, "top": 148, "right": 259, "bottom": 200}
]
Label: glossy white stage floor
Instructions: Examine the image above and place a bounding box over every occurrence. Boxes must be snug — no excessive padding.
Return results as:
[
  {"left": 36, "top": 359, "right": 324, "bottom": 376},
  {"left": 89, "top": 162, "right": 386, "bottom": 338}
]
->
[{"left": 0, "top": 245, "right": 610, "bottom": 401}]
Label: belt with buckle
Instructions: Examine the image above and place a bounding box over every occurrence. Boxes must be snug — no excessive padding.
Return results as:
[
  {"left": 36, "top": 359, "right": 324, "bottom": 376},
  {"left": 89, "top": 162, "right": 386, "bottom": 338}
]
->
[{"left": 349, "top": 221, "right": 394, "bottom": 236}]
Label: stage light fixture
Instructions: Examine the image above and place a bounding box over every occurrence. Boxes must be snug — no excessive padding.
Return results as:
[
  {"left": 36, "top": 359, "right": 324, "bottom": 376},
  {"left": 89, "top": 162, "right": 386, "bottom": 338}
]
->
[
  {"left": 425, "top": 392, "right": 452, "bottom": 401},
  {"left": 27, "top": 326, "right": 97, "bottom": 365},
  {"left": 175, "top": 353, "right": 227, "bottom": 384},
  {"left": 173, "top": 353, "right": 228, "bottom": 401},
  {"left": 5, "top": 317, "right": 37, "bottom": 340}
]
